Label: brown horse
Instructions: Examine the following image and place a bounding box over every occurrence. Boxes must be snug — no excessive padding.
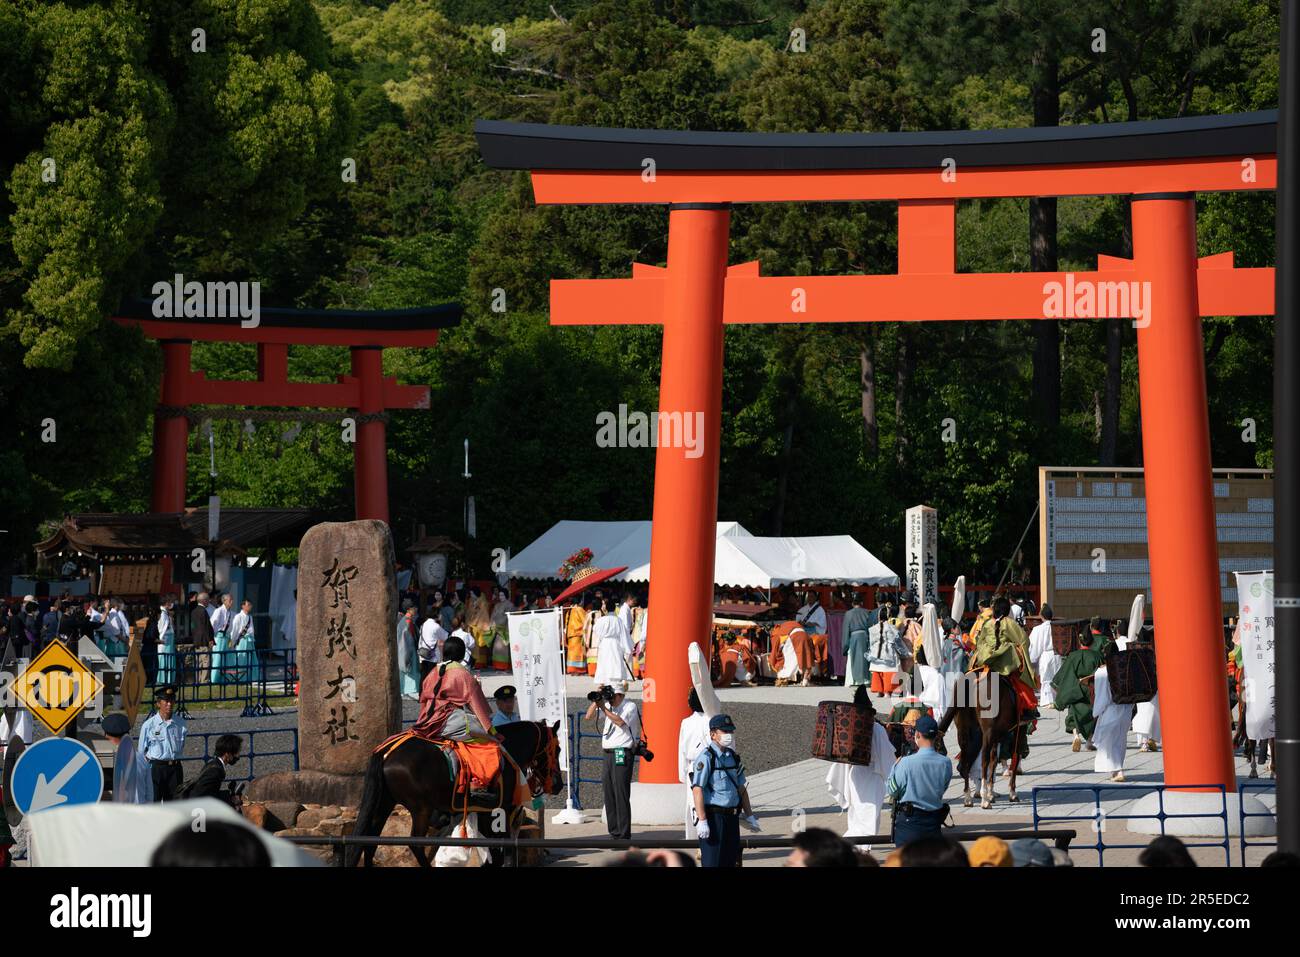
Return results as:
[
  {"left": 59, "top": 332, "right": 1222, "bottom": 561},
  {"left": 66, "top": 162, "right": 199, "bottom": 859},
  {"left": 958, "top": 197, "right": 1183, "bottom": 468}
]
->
[
  {"left": 937, "top": 672, "right": 1024, "bottom": 809},
  {"left": 345, "top": 720, "right": 564, "bottom": 867}
]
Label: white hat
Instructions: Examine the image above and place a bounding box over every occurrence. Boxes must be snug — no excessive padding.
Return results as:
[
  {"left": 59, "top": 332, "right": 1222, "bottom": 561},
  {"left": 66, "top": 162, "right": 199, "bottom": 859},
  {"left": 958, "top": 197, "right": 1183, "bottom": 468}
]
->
[
  {"left": 608, "top": 680, "right": 628, "bottom": 693},
  {"left": 22, "top": 595, "right": 36, "bottom": 603}
]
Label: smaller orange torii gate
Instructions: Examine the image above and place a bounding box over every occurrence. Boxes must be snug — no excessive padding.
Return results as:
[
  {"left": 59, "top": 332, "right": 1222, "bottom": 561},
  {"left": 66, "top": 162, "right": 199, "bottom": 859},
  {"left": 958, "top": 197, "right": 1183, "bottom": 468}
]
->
[
  {"left": 113, "top": 302, "right": 461, "bottom": 524},
  {"left": 477, "top": 111, "right": 1277, "bottom": 818}
]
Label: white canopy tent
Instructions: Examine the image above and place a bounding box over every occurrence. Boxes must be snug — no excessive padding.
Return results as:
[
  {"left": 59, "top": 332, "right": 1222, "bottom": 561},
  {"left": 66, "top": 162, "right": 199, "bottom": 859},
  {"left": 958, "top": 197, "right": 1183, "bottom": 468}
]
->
[
  {"left": 716, "top": 535, "right": 898, "bottom": 587},
  {"left": 508, "top": 520, "right": 751, "bottom": 581},
  {"left": 509, "top": 520, "right": 897, "bottom": 588}
]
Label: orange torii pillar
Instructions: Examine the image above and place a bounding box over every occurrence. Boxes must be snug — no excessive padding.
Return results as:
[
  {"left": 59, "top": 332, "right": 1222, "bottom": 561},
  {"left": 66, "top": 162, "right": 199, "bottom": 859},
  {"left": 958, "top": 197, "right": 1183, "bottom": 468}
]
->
[
  {"left": 635, "top": 205, "right": 731, "bottom": 815},
  {"left": 1133, "top": 194, "right": 1236, "bottom": 789}
]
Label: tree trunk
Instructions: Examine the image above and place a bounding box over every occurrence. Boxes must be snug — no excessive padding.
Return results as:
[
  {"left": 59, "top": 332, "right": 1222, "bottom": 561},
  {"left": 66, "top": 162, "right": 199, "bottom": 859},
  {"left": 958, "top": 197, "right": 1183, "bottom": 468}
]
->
[
  {"left": 1100, "top": 195, "right": 1134, "bottom": 465},
  {"left": 771, "top": 383, "right": 798, "bottom": 535},
  {"left": 859, "top": 327, "right": 878, "bottom": 456},
  {"left": 1030, "top": 53, "right": 1061, "bottom": 431},
  {"left": 895, "top": 326, "right": 914, "bottom": 469}
]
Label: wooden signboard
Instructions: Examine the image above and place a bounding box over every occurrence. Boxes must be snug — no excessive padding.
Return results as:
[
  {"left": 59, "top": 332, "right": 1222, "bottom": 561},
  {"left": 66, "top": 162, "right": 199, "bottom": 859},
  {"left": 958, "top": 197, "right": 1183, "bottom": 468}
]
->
[
  {"left": 99, "top": 564, "right": 165, "bottom": 596},
  {"left": 1039, "top": 467, "right": 1273, "bottom": 623}
]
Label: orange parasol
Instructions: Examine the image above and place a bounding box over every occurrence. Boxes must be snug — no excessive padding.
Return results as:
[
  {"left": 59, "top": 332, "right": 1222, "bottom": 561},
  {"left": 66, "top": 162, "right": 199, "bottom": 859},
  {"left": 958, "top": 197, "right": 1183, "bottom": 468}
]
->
[{"left": 551, "top": 564, "right": 629, "bottom": 606}]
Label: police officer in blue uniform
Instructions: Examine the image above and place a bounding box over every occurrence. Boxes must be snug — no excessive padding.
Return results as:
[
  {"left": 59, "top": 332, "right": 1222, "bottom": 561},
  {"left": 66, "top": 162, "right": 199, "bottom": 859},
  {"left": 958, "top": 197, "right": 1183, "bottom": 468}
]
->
[
  {"left": 138, "top": 686, "right": 188, "bottom": 801},
  {"left": 885, "top": 714, "right": 952, "bottom": 845},
  {"left": 491, "top": 685, "right": 521, "bottom": 727},
  {"left": 690, "top": 714, "right": 760, "bottom": 867}
]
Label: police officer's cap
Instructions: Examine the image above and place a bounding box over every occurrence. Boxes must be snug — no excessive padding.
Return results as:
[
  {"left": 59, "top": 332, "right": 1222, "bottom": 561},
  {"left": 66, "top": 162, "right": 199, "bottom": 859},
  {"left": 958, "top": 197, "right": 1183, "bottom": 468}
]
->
[
  {"left": 914, "top": 714, "right": 939, "bottom": 737},
  {"left": 494, "top": 685, "right": 517, "bottom": 701},
  {"left": 156, "top": 686, "right": 178, "bottom": 702},
  {"left": 102, "top": 713, "right": 130, "bottom": 736},
  {"left": 709, "top": 714, "right": 736, "bottom": 733}
]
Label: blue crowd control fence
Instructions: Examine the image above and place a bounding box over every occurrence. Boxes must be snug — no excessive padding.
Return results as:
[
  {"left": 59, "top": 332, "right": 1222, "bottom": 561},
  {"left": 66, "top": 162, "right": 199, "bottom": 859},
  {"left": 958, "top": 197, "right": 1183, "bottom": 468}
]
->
[
  {"left": 143, "top": 648, "right": 298, "bottom": 717},
  {"left": 1030, "top": 782, "right": 1273, "bottom": 866},
  {"left": 123, "top": 725, "right": 301, "bottom": 785},
  {"left": 1238, "top": 779, "right": 1278, "bottom": 866},
  {"left": 567, "top": 711, "right": 605, "bottom": 810}
]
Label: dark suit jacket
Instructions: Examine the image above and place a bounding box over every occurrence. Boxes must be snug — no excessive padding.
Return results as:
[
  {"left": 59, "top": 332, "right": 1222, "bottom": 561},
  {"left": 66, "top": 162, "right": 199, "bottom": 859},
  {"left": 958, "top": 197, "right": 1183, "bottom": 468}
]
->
[
  {"left": 187, "top": 758, "right": 227, "bottom": 799},
  {"left": 190, "top": 605, "right": 214, "bottom": 646}
]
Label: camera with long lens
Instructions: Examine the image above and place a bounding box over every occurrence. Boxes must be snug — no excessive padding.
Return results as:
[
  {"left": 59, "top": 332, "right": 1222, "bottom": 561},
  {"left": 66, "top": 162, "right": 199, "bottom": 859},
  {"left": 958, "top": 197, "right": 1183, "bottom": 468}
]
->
[
  {"left": 632, "top": 739, "right": 654, "bottom": 762},
  {"left": 586, "top": 686, "right": 617, "bottom": 704}
]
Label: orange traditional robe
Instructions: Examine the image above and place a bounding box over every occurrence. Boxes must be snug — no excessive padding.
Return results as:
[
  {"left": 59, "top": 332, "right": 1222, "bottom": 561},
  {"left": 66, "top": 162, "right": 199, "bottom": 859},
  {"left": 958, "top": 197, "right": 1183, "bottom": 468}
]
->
[{"left": 565, "top": 606, "right": 588, "bottom": 674}]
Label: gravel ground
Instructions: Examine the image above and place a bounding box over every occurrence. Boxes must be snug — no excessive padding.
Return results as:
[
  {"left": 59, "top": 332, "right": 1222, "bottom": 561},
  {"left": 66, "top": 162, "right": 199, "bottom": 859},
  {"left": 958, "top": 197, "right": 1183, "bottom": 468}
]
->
[{"left": 40, "top": 693, "right": 820, "bottom": 811}]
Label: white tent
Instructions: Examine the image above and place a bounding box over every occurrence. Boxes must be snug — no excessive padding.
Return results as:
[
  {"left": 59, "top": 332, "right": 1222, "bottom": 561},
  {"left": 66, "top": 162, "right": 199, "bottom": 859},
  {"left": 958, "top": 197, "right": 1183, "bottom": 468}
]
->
[
  {"left": 716, "top": 535, "right": 898, "bottom": 587},
  {"left": 509, "top": 520, "right": 897, "bottom": 588},
  {"left": 508, "top": 520, "right": 751, "bottom": 581}
]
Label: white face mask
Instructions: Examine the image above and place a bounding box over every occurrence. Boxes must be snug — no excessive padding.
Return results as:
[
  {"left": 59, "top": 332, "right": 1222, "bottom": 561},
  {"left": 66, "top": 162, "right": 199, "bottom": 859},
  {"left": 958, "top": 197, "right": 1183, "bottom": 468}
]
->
[{"left": 718, "top": 733, "right": 735, "bottom": 749}]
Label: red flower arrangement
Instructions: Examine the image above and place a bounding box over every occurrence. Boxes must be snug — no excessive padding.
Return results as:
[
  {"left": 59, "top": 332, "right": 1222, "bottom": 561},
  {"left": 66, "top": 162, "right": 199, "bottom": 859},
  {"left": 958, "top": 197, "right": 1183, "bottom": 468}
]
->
[{"left": 558, "top": 547, "right": 594, "bottom": 579}]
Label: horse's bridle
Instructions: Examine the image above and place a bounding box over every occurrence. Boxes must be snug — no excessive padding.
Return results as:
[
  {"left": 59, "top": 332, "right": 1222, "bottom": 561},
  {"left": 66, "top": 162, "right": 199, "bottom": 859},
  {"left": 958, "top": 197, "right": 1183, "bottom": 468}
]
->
[{"left": 523, "top": 722, "right": 561, "bottom": 798}]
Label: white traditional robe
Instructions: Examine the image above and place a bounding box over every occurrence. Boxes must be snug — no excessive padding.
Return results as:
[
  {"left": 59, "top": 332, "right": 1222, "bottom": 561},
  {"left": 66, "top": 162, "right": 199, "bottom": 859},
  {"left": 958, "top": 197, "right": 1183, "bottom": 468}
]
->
[
  {"left": 824, "top": 721, "right": 895, "bottom": 841},
  {"left": 678, "top": 711, "right": 711, "bottom": 836},
  {"left": 592, "top": 614, "right": 633, "bottom": 687},
  {"left": 1090, "top": 666, "right": 1130, "bottom": 773},
  {"left": 1027, "top": 619, "right": 1060, "bottom": 707},
  {"left": 1132, "top": 693, "right": 1161, "bottom": 744},
  {"left": 915, "top": 662, "right": 949, "bottom": 715},
  {"left": 796, "top": 603, "right": 828, "bottom": 634},
  {"left": 777, "top": 636, "right": 800, "bottom": 680}
]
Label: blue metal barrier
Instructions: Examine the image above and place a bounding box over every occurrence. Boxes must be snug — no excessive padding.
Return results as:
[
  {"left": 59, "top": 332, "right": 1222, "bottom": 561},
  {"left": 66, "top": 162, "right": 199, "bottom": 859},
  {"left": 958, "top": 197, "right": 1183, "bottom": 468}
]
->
[
  {"left": 568, "top": 711, "right": 604, "bottom": 810},
  {"left": 147, "top": 648, "right": 297, "bottom": 718},
  {"left": 1031, "top": 783, "right": 1232, "bottom": 866},
  {"left": 177, "top": 726, "right": 300, "bottom": 784},
  {"left": 1239, "top": 779, "right": 1278, "bottom": 865}
]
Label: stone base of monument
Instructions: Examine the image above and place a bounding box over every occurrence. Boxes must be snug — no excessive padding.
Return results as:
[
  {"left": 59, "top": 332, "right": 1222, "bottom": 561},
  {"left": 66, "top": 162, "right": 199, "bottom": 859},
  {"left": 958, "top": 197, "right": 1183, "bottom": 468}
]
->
[
  {"left": 245, "top": 769, "right": 368, "bottom": 809},
  {"left": 1125, "top": 790, "right": 1275, "bottom": 837},
  {"left": 630, "top": 782, "right": 686, "bottom": 826}
]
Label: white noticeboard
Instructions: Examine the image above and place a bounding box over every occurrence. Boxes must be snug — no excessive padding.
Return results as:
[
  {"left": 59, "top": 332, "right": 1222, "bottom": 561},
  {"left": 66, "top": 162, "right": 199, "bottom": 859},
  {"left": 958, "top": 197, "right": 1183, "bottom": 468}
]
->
[
  {"left": 905, "top": 505, "right": 939, "bottom": 607},
  {"left": 1234, "top": 571, "right": 1275, "bottom": 741},
  {"left": 506, "top": 608, "right": 569, "bottom": 771}
]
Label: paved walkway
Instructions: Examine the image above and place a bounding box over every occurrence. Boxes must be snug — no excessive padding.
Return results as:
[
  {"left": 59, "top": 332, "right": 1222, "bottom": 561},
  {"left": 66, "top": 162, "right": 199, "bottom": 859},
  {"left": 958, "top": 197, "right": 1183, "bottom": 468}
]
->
[{"left": 537, "top": 683, "right": 1278, "bottom": 867}]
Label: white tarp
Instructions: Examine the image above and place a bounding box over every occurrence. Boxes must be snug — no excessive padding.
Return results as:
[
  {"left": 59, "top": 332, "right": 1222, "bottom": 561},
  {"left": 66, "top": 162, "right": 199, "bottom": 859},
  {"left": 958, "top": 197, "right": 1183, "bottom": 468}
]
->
[
  {"left": 716, "top": 535, "right": 898, "bottom": 587},
  {"left": 509, "top": 520, "right": 896, "bottom": 589},
  {"left": 28, "top": 797, "right": 322, "bottom": 867},
  {"left": 508, "top": 520, "right": 750, "bottom": 581}
]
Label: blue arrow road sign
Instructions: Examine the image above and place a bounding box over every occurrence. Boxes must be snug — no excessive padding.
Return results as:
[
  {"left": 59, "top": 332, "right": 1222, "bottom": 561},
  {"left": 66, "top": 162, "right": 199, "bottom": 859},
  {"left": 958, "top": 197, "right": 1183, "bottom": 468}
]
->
[{"left": 11, "top": 737, "right": 103, "bottom": 816}]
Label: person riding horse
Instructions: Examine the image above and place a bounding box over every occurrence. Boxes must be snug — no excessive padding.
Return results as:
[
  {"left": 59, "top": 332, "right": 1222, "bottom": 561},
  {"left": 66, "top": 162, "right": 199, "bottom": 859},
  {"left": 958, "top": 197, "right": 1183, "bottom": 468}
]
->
[
  {"left": 412, "top": 635, "right": 503, "bottom": 744},
  {"left": 969, "top": 596, "right": 1038, "bottom": 722}
]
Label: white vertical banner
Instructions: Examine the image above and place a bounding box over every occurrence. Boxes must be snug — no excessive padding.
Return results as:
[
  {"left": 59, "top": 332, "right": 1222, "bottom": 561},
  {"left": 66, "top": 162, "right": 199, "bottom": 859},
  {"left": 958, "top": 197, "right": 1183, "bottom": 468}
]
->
[
  {"left": 905, "top": 505, "right": 939, "bottom": 607},
  {"left": 507, "top": 608, "right": 569, "bottom": 770},
  {"left": 1234, "top": 571, "right": 1276, "bottom": 741}
]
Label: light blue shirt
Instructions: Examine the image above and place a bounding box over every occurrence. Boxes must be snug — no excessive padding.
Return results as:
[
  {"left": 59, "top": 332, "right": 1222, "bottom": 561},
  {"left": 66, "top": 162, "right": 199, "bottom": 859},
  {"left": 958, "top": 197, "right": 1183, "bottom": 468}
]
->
[
  {"left": 138, "top": 713, "right": 187, "bottom": 762},
  {"left": 492, "top": 709, "right": 520, "bottom": 727},
  {"left": 690, "top": 742, "right": 746, "bottom": 808},
  {"left": 886, "top": 746, "right": 952, "bottom": 811}
]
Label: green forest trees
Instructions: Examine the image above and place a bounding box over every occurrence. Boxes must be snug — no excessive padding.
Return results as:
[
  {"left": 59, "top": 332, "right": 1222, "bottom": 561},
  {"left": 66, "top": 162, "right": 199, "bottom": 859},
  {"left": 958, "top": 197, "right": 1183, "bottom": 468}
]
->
[{"left": 0, "top": 0, "right": 1281, "bottom": 584}]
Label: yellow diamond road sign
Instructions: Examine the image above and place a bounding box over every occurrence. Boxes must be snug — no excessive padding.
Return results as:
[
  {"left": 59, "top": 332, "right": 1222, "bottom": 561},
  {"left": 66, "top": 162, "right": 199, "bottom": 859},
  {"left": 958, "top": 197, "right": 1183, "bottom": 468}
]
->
[{"left": 13, "top": 640, "right": 103, "bottom": 735}]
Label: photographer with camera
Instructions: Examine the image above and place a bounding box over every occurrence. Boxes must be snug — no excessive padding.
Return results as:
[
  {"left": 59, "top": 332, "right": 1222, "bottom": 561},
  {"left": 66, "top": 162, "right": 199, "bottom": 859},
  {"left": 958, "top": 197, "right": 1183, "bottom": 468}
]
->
[{"left": 584, "top": 679, "right": 644, "bottom": 840}]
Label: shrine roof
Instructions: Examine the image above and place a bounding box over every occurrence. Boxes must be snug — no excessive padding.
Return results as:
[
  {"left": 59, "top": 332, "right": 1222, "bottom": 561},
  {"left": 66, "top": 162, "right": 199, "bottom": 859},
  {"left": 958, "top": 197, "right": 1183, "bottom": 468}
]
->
[
  {"left": 114, "top": 300, "right": 461, "bottom": 346},
  {"left": 475, "top": 111, "right": 1277, "bottom": 172},
  {"left": 35, "top": 509, "right": 324, "bottom": 560}
]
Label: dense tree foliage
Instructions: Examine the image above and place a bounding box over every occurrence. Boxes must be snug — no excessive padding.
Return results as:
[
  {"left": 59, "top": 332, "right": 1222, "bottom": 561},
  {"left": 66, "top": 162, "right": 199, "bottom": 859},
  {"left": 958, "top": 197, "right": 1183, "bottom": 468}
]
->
[{"left": 0, "top": 0, "right": 1280, "bottom": 586}]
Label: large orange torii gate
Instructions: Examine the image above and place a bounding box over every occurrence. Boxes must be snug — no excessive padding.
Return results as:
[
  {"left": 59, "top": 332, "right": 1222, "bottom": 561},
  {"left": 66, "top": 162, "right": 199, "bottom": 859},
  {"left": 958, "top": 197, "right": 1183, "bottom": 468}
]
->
[{"left": 476, "top": 111, "right": 1278, "bottom": 820}]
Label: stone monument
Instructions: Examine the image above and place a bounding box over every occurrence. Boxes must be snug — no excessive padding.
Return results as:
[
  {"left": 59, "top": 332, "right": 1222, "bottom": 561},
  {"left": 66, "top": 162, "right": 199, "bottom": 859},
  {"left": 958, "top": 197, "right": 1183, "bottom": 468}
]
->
[{"left": 246, "top": 520, "right": 401, "bottom": 806}]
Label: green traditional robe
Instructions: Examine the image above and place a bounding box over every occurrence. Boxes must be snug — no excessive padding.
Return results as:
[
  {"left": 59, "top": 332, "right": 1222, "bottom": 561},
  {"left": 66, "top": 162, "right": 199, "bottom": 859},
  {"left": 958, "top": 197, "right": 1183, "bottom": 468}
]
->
[
  {"left": 970, "top": 615, "right": 1036, "bottom": 688},
  {"left": 1051, "top": 646, "right": 1104, "bottom": 738}
]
